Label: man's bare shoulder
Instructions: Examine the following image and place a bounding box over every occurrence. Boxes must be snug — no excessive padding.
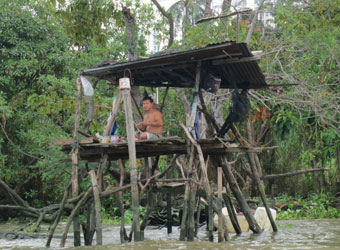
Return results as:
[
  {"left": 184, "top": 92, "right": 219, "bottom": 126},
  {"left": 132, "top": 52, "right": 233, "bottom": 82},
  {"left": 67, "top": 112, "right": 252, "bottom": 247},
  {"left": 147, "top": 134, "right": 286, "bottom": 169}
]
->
[{"left": 151, "top": 108, "right": 162, "bottom": 116}]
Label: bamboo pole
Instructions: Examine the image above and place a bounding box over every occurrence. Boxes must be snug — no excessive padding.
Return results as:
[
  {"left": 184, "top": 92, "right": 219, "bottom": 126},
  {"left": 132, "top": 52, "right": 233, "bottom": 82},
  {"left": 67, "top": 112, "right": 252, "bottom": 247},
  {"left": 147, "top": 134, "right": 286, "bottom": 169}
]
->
[
  {"left": 122, "top": 87, "right": 142, "bottom": 241},
  {"left": 89, "top": 170, "right": 103, "bottom": 245},
  {"left": 71, "top": 77, "right": 82, "bottom": 246}
]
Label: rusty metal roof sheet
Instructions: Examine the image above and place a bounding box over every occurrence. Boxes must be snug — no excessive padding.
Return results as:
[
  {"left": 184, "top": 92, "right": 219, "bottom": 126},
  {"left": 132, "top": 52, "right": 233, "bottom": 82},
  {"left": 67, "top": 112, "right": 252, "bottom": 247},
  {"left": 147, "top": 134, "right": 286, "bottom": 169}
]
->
[{"left": 82, "top": 42, "right": 267, "bottom": 89}]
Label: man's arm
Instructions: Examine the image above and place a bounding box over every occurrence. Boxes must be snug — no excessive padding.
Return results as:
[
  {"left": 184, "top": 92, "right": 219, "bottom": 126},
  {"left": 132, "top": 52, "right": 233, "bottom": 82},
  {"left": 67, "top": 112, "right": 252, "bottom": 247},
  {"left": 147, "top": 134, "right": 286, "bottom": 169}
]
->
[{"left": 137, "top": 122, "right": 146, "bottom": 131}]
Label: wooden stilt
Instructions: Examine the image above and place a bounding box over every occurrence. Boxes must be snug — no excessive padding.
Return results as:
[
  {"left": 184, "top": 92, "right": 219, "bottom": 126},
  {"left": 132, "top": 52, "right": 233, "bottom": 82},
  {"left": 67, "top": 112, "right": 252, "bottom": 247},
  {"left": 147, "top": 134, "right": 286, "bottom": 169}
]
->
[
  {"left": 211, "top": 196, "right": 229, "bottom": 241},
  {"left": 180, "top": 182, "right": 189, "bottom": 240},
  {"left": 219, "top": 156, "right": 262, "bottom": 233},
  {"left": 246, "top": 120, "right": 277, "bottom": 231},
  {"left": 116, "top": 159, "right": 128, "bottom": 243},
  {"left": 247, "top": 154, "right": 278, "bottom": 232},
  {"left": 194, "top": 196, "right": 201, "bottom": 237},
  {"left": 122, "top": 87, "right": 142, "bottom": 241},
  {"left": 187, "top": 180, "right": 197, "bottom": 241},
  {"left": 222, "top": 194, "right": 242, "bottom": 235},
  {"left": 181, "top": 124, "right": 214, "bottom": 241},
  {"left": 140, "top": 157, "right": 155, "bottom": 238},
  {"left": 71, "top": 77, "right": 82, "bottom": 246},
  {"left": 83, "top": 201, "right": 95, "bottom": 245},
  {"left": 217, "top": 167, "right": 225, "bottom": 242},
  {"left": 180, "top": 145, "right": 195, "bottom": 241},
  {"left": 189, "top": 61, "right": 201, "bottom": 130},
  {"left": 166, "top": 167, "right": 172, "bottom": 234},
  {"left": 60, "top": 187, "right": 93, "bottom": 247},
  {"left": 89, "top": 170, "right": 103, "bottom": 245},
  {"left": 205, "top": 204, "right": 209, "bottom": 232}
]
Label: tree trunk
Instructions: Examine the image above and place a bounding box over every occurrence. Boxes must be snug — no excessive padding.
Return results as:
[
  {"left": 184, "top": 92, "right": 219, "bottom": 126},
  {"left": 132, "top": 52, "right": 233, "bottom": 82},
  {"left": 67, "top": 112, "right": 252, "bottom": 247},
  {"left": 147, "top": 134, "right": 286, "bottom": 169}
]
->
[
  {"left": 122, "top": 6, "right": 142, "bottom": 123},
  {"left": 222, "top": 0, "right": 232, "bottom": 13},
  {"left": 152, "top": 0, "right": 174, "bottom": 47},
  {"left": 204, "top": 0, "right": 213, "bottom": 17},
  {"left": 246, "top": 0, "right": 266, "bottom": 44}
]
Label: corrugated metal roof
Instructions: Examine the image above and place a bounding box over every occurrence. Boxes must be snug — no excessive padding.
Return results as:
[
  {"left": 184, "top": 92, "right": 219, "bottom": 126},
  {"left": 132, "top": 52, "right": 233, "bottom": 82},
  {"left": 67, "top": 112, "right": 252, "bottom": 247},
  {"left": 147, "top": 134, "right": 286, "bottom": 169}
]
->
[{"left": 82, "top": 42, "right": 267, "bottom": 89}]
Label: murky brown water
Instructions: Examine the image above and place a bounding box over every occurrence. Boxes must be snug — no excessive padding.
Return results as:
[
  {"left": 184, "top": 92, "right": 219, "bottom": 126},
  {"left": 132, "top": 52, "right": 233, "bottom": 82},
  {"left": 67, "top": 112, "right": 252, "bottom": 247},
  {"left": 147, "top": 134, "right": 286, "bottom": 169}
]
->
[{"left": 0, "top": 219, "right": 340, "bottom": 250}]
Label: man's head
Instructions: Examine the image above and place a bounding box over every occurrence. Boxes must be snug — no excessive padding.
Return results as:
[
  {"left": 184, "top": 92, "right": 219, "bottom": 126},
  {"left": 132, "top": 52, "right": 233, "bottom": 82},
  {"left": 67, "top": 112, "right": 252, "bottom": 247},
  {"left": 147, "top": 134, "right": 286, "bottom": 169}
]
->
[{"left": 142, "top": 96, "right": 153, "bottom": 111}]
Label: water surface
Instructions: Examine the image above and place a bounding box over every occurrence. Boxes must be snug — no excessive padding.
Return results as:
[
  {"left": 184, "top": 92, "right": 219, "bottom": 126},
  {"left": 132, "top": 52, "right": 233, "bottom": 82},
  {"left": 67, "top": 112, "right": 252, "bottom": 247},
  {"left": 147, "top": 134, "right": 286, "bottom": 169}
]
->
[{"left": 0, "top": 219, "right": 339, "bottom": 250}]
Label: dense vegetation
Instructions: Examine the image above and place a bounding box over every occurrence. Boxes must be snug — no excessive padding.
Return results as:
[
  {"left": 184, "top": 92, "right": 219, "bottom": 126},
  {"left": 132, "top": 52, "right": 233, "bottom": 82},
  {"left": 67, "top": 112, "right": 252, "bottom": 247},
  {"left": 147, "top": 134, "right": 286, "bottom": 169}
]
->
[{"left": 0, "top": 0, "right": 339, "bottom": 222}]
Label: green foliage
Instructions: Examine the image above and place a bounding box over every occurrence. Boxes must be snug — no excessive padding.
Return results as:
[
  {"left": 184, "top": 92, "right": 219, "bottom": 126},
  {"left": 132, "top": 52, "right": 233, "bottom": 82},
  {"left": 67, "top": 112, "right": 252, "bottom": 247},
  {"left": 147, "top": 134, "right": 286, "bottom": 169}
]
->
[{"left": 275, "top": 193, "right": 340, "bottom": 220}]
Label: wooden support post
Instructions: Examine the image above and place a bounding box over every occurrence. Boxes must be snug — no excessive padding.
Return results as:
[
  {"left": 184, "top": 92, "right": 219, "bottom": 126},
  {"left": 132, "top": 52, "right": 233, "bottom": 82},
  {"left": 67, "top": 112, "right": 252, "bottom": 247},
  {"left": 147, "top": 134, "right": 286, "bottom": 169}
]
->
[
  {"left": 180, "top": 146, "right": 195, "bottom": 241},
  {"left": 117, "top": 159, "right": 128, "bottom": 243},
  {"left": 122, "top": 88, "right": 142, "bottom": 241},
  {"left": 211, "top": 196, "right": 229, "bottom": 241},
  {"left": 71, "top": 77, "right": 82, "bottom": 246},
  {"left": 140, "top": 157, "right": 155, "bottom": 237},
  {"left": 194, "top": 196, "right": 201, "bottom": 237},
  {"left": 83, "top": 201, "right": 95, "bottom": 245},
  {"left": 89, "top": 170, "right": 103, "bottom": 245},
  {"left": 60, "top": 187, "right": 93, "bottom": 247},
  {"left": 198, "top": 89, "right": 220, "bottom": 133},
  {"left": 166, "top": 168, "right": 172, "bottom": 234},
  {"left": 189, "top": 61, "right": 201, "bottom": 130},
  {"left": 219, "top": 156, "right": 262, "bottom": 233},
  {"left": 217, "top": 167, "right": 225, "bottom": 242},
  {"left": 97, "top": 94, "right": 122, "bottom": 190},
  {"left": 247, "top": 154, "right": 278, "bottom": 232},
  {"left": 222, "top": 194, "right": 242, "bottom": 235},
  {"left": 181, "top": 124, "right": 213, "bottom": 241},
  {"left": 187, "top": 181, "right": 197, "bottom": 241}
]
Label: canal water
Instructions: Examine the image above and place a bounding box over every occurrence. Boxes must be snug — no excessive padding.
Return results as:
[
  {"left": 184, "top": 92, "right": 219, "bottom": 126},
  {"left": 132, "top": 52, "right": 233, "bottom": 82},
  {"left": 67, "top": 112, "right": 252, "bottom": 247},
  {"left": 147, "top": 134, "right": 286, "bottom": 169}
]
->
[{"left": 0, "top": 219, "right": 340, "bottom": 250}]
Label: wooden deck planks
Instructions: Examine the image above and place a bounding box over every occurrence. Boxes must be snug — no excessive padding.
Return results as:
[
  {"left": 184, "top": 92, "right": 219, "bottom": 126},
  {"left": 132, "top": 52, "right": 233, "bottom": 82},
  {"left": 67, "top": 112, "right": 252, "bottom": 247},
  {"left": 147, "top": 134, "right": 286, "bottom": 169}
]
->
[{"left": 60, "top": 137, "right": 277, "bottom": 162}]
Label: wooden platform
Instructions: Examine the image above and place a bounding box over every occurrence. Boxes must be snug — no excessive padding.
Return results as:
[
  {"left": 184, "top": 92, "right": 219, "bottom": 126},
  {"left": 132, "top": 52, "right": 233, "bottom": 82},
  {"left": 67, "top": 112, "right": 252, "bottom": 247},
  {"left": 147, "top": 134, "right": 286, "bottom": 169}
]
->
[{"left": 60, "top": 136, "right": 275, "bottom": 162}]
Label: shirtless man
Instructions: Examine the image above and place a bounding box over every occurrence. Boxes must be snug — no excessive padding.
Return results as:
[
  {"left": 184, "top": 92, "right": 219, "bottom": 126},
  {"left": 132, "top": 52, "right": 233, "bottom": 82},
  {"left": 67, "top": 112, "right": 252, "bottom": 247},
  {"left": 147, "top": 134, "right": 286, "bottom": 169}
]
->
[{"left": 136, "top": 96, "right": 163, "bottom": 140}]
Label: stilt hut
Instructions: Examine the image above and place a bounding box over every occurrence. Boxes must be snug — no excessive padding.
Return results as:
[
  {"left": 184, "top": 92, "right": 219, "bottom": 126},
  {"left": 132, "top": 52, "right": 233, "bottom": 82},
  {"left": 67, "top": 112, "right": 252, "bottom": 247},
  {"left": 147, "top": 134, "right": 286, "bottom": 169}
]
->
[{"left": 52, "top": 41, "right": 278, "bottom": 247}]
